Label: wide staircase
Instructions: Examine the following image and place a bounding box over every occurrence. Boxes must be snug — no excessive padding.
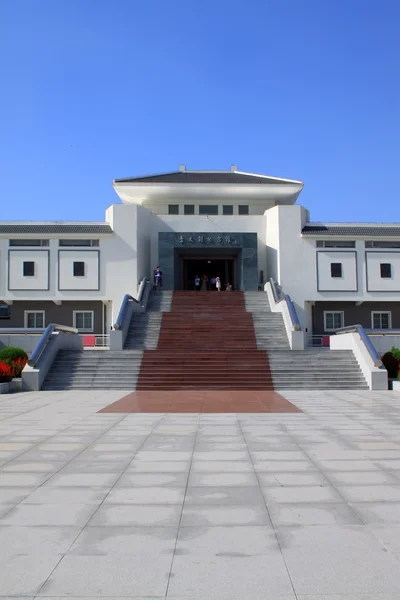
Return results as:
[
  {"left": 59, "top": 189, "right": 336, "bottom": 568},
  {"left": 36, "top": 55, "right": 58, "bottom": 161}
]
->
[
  {"left": 136, "top": 291, "right": 274, "bottom": 390},
  {"left": 42, "top": 289, "right": 368, "bottom": 390}
]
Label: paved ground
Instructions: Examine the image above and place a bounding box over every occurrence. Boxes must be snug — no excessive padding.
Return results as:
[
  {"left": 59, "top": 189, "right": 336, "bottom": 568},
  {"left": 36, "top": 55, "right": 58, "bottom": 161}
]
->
[{"left": 1, "top": 390, "right": 400, "bottom": 598}]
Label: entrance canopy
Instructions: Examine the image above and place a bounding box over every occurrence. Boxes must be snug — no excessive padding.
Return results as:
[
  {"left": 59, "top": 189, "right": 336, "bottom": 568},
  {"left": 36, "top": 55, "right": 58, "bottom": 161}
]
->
[{"left": 158, "top": 232, "right": 258, "bottom": 291}]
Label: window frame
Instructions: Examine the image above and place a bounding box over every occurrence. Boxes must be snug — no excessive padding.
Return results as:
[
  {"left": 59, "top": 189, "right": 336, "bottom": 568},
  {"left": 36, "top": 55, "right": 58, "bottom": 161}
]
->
[
  {"left": 199, "top": 205, "right": 219, "bottom": 215},
  {"left": 24, "top": 310, "right": 45, "bottom": 329},
  {"left": 238, "top": 205, "right": 249, "bottom": 215},
  {"left": 9, "top": 239, "right": 49, "bottom": 247},
  {"left": 59, "top": 239, "right": 99, "bottom": 247},
  {"left": 168, "top": 204, "right": 179, "bottom": 215},
  {"left": 324, "top": 311, "right": 344, "bottom": 332},
  {"left": 316, "top": 240, "right": 356, "bottom": 248},
  {"left": 371, "top": 311, "right": 391, "bottom": 330},
  {"left": 184, "top": 204, "right": 195, "bottom": 215},
  {"left": 73, "top": 310, "right": 94, "bottom": 332},
  {"left": 330, "top": 262, "right": 343, "bottom": 278},
  {"left": 380, "top": 263, "right": 392, "bottom": 279},
  {"left": 23, "top": 261, "right": 35, "bottom": 277},
  {"left": 223, "top": 205, "right": 234, "bottom": 215},
  {"left": 73, "top": 261, "right": 85, "bottom": 277}
]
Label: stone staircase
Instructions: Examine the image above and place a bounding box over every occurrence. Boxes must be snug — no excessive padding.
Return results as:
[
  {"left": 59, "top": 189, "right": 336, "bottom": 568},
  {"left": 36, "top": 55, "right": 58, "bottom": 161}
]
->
[
  {"left": 41, "top": 350, "right": 143, "bottom": 390},
  {"left": 124, "top": 292, "right": 172, "bottom": 350},
  {"left": 245, "top": 292, "right": 290, "bottom": 350},
  {"left": 268, "top": 349, "right": 369, "bottom": 390},
  {"left": 136, "top": 291, "right": 274, "bottom": 390},
  {"left": 42, "top": 289, "right": 368, "bottom": 391}
]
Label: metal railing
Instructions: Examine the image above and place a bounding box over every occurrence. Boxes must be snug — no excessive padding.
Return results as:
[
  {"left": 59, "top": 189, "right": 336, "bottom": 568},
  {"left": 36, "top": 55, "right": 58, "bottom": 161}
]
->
[
  {"left": 28, "top": 324, "right": 78, "bottom": 367},
  {"left": 269, "top": 278, "right": 301, "bottom": 331},
  {"left": 113, "top": 277, "right": 148, "bottom": 331},
  {"left": 335, "top": 324, "right": 383, "bottom": 368},
  {"left": 0, "top": 327, "right": 45, "bottom": 335}
]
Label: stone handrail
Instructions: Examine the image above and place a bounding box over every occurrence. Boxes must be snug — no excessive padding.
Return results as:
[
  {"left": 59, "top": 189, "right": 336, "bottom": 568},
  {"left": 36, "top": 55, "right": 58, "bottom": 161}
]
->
[
  {"left": 335, "top": 324, "right": 383, "bottom": 368},
  {"left": 28, "top": 324, "right": 78, "bottom": 367},
  {"left": 269, "top": 278, "right": 301, "bottom": 331}
]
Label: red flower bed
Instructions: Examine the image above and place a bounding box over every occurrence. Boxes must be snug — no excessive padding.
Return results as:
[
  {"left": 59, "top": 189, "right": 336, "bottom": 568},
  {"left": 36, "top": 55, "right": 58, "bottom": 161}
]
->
[{"left": 0, "top": 361, "right": 14, "bottom": 383}]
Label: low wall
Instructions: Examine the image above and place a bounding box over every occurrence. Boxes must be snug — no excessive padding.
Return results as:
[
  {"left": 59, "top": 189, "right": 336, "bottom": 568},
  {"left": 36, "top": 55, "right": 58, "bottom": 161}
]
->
[
  {"left": 0, "top": 334, "right": 43, "bottom": 354},
  {"left": 0, "top": 379, "right": 22, "bottom": 394}
]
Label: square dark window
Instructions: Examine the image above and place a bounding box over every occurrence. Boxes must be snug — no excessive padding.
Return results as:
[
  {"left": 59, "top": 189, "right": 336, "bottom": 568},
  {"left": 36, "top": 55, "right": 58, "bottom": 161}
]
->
[
  {"left": 223, "top": 205, "right": 233, "bottom": 215},
  {"left": 23, "top": 261, "right": 34, "bottom": 277},
  {"left": 331, "top": 263, "right": 342, "bottom": 278},
  {"left": 168, "top": 205, "right": 179, "bottom": 215},
  {"left": 184, "top": 205, "right": 195, "bottom": 215},
  {"left": 238, "top": 205, "right": 249, "bottom": 215},
  {"left": 380, "top": 263, "right": 392, "bottom": 278},
  {"left": 73, "top": 262, "right": 85, "bottom": 277},
  {"left": 0, "top": 305, "right": 10, "bottom": 319}
]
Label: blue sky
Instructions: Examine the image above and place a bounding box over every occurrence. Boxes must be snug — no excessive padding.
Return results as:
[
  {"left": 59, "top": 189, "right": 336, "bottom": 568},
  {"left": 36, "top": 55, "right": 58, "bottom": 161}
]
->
[{"left": 1, "top": 0, "right": 399, "bottom": 223}]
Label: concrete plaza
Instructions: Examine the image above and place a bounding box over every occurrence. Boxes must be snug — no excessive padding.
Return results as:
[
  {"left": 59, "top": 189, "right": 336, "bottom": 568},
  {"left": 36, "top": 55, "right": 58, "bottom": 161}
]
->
[{"left": 1, "top": 389, "right": 400, "bottom": 598}]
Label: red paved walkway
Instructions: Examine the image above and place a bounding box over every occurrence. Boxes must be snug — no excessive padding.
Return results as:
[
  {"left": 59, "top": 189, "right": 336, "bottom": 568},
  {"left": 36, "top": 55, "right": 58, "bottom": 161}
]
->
[{"left": 99, "top": 390, "right": 301, "bottom": 413}]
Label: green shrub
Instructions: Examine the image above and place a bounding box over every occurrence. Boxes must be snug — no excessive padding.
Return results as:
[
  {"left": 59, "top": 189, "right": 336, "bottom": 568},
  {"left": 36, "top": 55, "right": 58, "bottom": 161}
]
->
[
  {"left": 391, "top": 346, "right": 400, "bottom": 362},
  {"left": 0, "top": 347, "right": 28, "bottom": 362}
]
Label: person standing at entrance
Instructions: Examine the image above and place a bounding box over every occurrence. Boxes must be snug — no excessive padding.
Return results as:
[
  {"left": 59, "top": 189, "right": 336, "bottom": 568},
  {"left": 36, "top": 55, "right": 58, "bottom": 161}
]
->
[
  {"left": 216, "top": 276, "right": 221, "bottom": 292},
  {"left": 194, "top": 275, "right": 201, "bottom": 291},
  {"left": 154, "top": 266, "right": 163, "bottom": 290},
  {"left": 201, "top": 274, "right": 208, "bottom": 291},
  {"left": 210, "top": 276, "right": 216, "bottom": 290}
]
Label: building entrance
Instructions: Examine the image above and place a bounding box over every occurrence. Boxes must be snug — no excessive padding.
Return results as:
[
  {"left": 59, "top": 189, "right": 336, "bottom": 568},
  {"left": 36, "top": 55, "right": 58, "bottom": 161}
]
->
[{"left": 182, "top": 258, "right": 235, "bottom": 290}]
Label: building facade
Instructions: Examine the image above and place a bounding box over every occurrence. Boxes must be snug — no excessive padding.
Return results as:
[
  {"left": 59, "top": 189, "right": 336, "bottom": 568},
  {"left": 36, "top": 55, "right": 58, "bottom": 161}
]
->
[{"left": 1, "top": 165, "right": 399, "bottom": 338}]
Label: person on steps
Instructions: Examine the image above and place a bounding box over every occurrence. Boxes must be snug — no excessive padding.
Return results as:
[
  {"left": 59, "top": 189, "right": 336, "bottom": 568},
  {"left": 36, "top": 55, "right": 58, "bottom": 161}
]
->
[
  {"left": 154, "top": 266, "right": 163, "bottom": 290},
  {"left": 194, "top": 275, "right": 201, "bottom": 291},
  {"left": 216, "top": 276, "right": 222, "bottom": 292}
]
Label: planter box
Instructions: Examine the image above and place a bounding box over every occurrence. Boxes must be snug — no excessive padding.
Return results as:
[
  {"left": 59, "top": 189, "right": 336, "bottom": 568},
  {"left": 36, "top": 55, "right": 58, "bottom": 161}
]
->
[{"left": 393, "top": 381, "right": 400, "bottom": 393}]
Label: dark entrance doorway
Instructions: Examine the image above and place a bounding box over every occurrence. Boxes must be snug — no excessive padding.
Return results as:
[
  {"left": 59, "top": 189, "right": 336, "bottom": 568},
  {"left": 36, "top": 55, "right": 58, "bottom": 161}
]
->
[{"left": 182, "top": 258, "right": 235, "bottom": 290}]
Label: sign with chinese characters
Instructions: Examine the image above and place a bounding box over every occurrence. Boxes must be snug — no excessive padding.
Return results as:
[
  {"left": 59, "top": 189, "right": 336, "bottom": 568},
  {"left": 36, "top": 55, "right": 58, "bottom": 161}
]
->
[{"left": 176, "top": 234, "right": 239, "bottom": 245}]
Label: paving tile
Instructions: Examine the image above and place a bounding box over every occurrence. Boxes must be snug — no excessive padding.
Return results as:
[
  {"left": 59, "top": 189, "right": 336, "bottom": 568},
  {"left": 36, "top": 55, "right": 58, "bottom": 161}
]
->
[
  {"left": 58, "top": 460, "right": 130, "bottom": 473},
  {"left": 337, "top": 485, "right": 400, "bottom": 503},
  {"left": 268, "top": 503, "right": 363, "bottom": 526},
  {"left": 89, "top": 504, "right": 182, "bottom": 526},
  {"left": 184, "top": 486, "right": 265, "bottom": 506},
  {"left": 0, "top": 526, "right": 81, "bottom": 556},
  {"left": 180, "top": 504, "right": 271, "bottom": 526},
  {"left": 190, "top": 460, "right": 254, "bottom": 472},
  {"left": 0, "top": 461, "right": 64, "bottom": 473},
  {"left": 134, "top": 451, "right": 192, "bottom": 461},
  {"left": 105, "top": 486, "right": 185, "bottom": 504},
  {"left": 0, "top": 487, "right": 35, "bottom": 504},
  {"left": 0, "top": 473, "right": 50, "bottom": 487},
  {"left": 43, "top": 472, "right": 120, "bottom": 487},
  {"left": 22, "top": 486, "right": 110, "bottom": 504},
  {"left": 263, "top": 485, "right": 343, "bottom": 504},
  {"left": 253, "top": 461, "right": 315, "bottom": 472},
  {"left": 68, "top": 525, "right": 178, "bottom": 555},
  {"left": 168, "top": 554, "right": 294, "bottom": 599},
  {"left": 37, "top": 555, "right": 172, "bottom": 597},
  {"left": 350, "top": 502, "right": 400, "bottom": 524},
  {"left": 258, "top": 472, "right": 329, "bottom": 486},
  {"left": 115, "top": 472, "right": 188, "bottom": 487},
  {"left": 192, "top": 451, "right": 250, "bottom": 461},
  {"left": 127, "top": 460, "right": 191, "bottom": 472},
  {"left": 0, "top": 503, "right": 98, "bottom": 527},
  {"left": 328, "top": 471, "right": 398, "bottom": 485},
  {"left": 0, "top": 504, "right": 14, "bottom": 518},
  {"left": 176, "top": 525, "right": 275, "bottom": 555},
  {"left": 277, "top": 524, "right": 400, "bottom": 595},
  {"left": 188, "top": 472, "right": 259, "bottom": 487},
  {"left": 0, "top": 554, "right": 61, "bottom": 596}
]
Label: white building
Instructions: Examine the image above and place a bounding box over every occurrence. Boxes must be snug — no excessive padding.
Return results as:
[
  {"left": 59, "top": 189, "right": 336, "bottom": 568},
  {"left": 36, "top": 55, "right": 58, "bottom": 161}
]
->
[{"left": 1, "top": 165, "right": 399, "bottom": 339}]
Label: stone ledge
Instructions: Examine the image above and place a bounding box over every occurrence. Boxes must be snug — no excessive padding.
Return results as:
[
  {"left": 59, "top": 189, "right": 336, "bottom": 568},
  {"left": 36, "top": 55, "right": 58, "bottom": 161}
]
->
[{"left": 0, "top": 379, "right": 22, "bottom": 394}]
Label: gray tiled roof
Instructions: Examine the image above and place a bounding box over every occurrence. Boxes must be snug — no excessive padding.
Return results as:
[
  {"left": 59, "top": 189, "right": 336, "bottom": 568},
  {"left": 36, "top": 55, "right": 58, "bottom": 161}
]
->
[
  {"left": 0, "top": 224, "right": 113, "bottom": 234},
  {"left": 302, "top": 225, "right": 400, "bottom": 236},
  {"left": 114, "top": 171, "right": 294, "bottom": 184}
]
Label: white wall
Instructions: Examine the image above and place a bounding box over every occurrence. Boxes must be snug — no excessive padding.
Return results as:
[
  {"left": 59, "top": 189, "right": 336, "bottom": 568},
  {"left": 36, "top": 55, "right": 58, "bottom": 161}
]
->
[
  {"left": 316, "top": 251, "right": 358, "bottom": 292},
  {"left": 58, "top": 250, "right": 99, "bottom": 291},
  {"left": 8, "top": 250, "right": 49, "bottom": 291},
  {"left": 366, "top": 251, "right": 400, "bottom": 292}
]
